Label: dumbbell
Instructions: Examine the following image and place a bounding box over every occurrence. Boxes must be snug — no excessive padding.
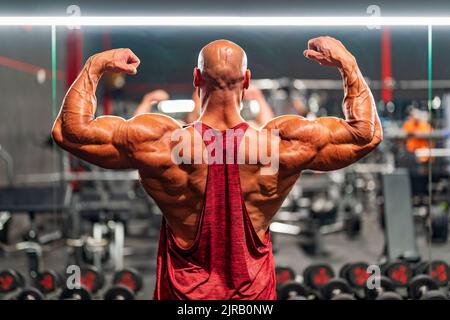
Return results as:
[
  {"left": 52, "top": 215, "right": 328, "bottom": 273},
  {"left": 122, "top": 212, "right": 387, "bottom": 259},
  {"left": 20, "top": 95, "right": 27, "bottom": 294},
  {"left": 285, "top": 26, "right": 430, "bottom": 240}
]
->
[
  {"left": 340, "top": 262, "right": 370, "bottom": 289},
  {"left": 414, "top": 260, "right": 450, "bottom": 287},
  {"left": 275, "top": 266, "right": 296, "bottom": 288},
  {"left": 382, "top": 260, "right": 412, "bottom": 288},
  {"left": 60, "top": 265, "right": 105, "bottom": 300},
  {"left": 278, "top": 281, "right": 314, "bottom": 300},
  {"left": 408, "top": 275, "right": 447, "bottom": 300},
  {"left": 15, "top": 287, "right": 45, "bottom": 300},
  {"left": 103, "top": 268, "right": 143, "bottom": 300},
  {"left": 321, "top": 278, "right": 355, "bottom": 300},
  {"left": 0, "top": 269, "right": 26, "bottom": 299},
  {"left": 303, "top": 263, "right": 335, "bottom": 293},
  {"left": 364, "top": 275, "right": 402, "bottom": 300},
  {"left": 34, "top": 270, "right": 63, "bottom": 297}
]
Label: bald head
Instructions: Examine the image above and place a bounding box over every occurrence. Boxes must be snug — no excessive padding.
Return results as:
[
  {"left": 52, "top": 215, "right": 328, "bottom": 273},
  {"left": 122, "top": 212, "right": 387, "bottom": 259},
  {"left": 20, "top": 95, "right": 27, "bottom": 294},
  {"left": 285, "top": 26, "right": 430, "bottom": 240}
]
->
[{"left": 195, "top": 40, "right": 249, "bottom": 90}]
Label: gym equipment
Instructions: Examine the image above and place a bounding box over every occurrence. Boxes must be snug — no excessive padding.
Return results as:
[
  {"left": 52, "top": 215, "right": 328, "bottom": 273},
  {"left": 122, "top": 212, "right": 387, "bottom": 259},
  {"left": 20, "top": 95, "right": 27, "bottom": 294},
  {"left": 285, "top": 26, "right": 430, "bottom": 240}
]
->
[
  {"left": 408, "top": 275, "right": 447, "bottom": 300},
  {"left": 60, "top": 265, "right": 104, "bottom": 300},
  {"left": 430, "top": 206, "right": 449, "bottom": 243},
  {"left": 277, "top": 281, "right": 308, "bottom": 300},
  {"left": 320, "top": 278, "right": 355, "bottom": 300},
  {"left": 414, "top": 260, "right": 450, "bottom": 286},
  {"left": 382, "top": 260, "right": 413, "bottom": 287},
  {"left": 0, "top": 185, "right": 71, "bottom": 278},
  {"left": 103, "top": 268, "right": 143, "bottom": 300},
  {"left": 16, "top": 287, "right": 45, "bottom": 300},
  {"left": 339, "top": 262, "right": 370, "bottom": 289},
  {"left": 0, "top": 269, "right": 25, "bottom": 295},
  {"left": 34, "top": 270, "right": 63, "bottom": 295},
  {"left": 382, "top": 170, "right": 420, "bottom": 262},
  {"left": 303, "top": 263, "right": 334, "bottom": 290},
  {"left": 364, "top": 275, "right": 400, "bottom": 300},
  {"left": 79, "top": 265, "right": 105, "bottom": 294},
  {"left": 275, "top": 266, "right": 296, "bottom": 287},
  {"left": 60, "top": 287, "right": 92, "bottom": 300}
]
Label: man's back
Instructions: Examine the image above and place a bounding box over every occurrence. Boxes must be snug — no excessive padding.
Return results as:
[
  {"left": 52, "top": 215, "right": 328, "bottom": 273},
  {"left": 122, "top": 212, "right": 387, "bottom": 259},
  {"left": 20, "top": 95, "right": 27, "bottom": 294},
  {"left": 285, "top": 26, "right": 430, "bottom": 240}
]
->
[{"left": 135, "top": 119, "right": 298, "bottom": 247}]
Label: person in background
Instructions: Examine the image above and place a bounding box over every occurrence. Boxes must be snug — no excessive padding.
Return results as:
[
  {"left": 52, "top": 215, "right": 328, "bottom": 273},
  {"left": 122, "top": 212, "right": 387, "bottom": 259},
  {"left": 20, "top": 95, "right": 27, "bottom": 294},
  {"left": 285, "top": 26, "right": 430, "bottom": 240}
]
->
[
  {"left": 133, "top": 89, "right": 170, "bottom": 117},
  {"left": 136, "top": 86, "right": 275, "bottom": 128},
  {"left": 402, "top": 108, "right": 432, "bottom": 162}
]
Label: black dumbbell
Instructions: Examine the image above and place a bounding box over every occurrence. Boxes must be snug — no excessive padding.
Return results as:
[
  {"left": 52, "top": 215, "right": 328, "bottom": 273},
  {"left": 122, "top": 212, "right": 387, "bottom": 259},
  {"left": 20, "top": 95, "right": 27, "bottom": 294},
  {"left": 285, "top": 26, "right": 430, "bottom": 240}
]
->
[
  {"left": 34, "top": 270, "right": 63, "bottom": 296},
  {"left": 278, "top": 281, "right": 309, "bottom": 300},
  {"left": 275, "top": 266, "right": 296, "bottom": 288},
  {"left": 15, "top": 287, "right": 45, "bottom": 300},
  {"left": 0, "top": 269, "right": 25, "bottom": 297},
  {"left": 408, "top": 275, "right": 447, "bottom": 300},
  {"left": 303, "top": 263, "right": 335, "bottom": 291},
  {"left": 321, "top": 278, "right": 355, "bottom": 300},
  {"left": 103, "top": 268, "right": 143, "bottom": 300},
  {"left": 364, "top": 275, "right": 402, "bottom": 300},
  {"left": 382, "top": 260, "right": 412, "bottom": 287},
  {"left": 60, "top": 265, "right": 105, "bottom": 300},
  {"left": 414, "top": 260, "right": 450, "bottom": 287},
  {"left": 339, "top": 262, "right": 370, "bottom": 289}
]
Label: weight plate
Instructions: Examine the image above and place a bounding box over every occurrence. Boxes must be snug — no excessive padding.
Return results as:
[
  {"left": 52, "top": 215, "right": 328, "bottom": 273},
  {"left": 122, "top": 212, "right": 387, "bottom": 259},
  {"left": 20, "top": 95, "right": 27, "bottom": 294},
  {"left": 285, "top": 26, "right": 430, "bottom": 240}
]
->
[
  {"left": 80, "top": 266, "right": 105, "bottom": 293},
  {"left": 338, "top": 263, "right": 352, "bottom": 280},
  {"left": 0, "top": 269, "right": 22, "bottom": 293},
  {"left": 275, "top": 266, "right": 296, "bottom": 287},
  {"left": 345, "top": 262, "right": 370, "bottom": 288},
  {"left": 303, "top": 263, "right": 335, "bottom": 290},
  {"left": 416, "top": 260, "right": 450, "bottom": 286},
  {"left": 60, "top": 286, "right": 92, "bottom": 300},
  {"left": 278, "top": 281, "right": 308, "bottom": 300},
  {"left": 17, "top": 287, "right": 44, "bottom": 300},
  {"left": 112, "top": 268, "right": 143, "bottom": 293},
  {"left": 321, "top": 278, "right": 352, "bottom": 300},
  {"left": 408, "top": 275, "right": 439, "bottom": 300},
  {"left": 383, "top": 261, "right": 412, "bottom": 287},
  {"left": 364, "top": 275, "right": 396, "bottom": 300},
  {"left": 104, "top": 285, "right": 135, "bottom": 300},
  {"left": 35, "top": 270, "right": 62, "bottom": 294}
]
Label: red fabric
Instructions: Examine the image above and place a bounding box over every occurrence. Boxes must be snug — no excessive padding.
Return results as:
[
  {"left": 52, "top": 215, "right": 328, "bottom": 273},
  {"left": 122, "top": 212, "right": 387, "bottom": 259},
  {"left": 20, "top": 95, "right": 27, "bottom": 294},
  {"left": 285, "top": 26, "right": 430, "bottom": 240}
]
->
[{"left": 153, "top": 122, "right": 276, "bottom": 300}]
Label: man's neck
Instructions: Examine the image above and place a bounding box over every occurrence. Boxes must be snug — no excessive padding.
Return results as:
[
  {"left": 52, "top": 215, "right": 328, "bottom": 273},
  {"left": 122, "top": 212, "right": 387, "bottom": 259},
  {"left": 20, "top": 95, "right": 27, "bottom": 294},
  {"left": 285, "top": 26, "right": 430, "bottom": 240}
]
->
[{"left": 198, "top": 90, "right": 245, "bottom": 130}]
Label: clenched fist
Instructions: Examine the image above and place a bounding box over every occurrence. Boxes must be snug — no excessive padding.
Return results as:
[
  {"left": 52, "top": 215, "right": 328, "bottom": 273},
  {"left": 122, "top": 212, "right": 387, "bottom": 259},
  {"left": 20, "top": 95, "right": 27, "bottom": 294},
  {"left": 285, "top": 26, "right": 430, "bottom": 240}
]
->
[
  {"left": 303, "top": 36, "right": 356, "bottom": 69},
  {"left": 91, "top": 48, "right": 141, "bottom": 75}
]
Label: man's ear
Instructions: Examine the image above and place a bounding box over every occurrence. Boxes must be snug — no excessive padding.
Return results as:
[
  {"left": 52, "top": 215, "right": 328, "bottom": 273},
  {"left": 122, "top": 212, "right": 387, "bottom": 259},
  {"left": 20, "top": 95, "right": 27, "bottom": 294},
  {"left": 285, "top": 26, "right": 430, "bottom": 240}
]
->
[
  {"left": 243, "top": 69, "right": 251, "bottom": 89},
  {"left": 193, "top": 67, "right": 202, "bottom": 88}
]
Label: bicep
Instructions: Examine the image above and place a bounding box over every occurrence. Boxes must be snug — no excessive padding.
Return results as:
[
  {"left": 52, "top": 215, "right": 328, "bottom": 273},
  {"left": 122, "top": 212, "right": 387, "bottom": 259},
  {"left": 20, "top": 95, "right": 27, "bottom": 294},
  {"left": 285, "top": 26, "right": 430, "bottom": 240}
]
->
[
  {"left": 56, "top": 113, "right": 181, "bottom": 169},
  {"left": 266, "top": 115, "right": 378, "bottom": 172},
  {"left": 55, "top": 115, "right": 132, "bottom": 169},
  {"left": 306, "top": 116, "right": 381, "bottom": 171}
]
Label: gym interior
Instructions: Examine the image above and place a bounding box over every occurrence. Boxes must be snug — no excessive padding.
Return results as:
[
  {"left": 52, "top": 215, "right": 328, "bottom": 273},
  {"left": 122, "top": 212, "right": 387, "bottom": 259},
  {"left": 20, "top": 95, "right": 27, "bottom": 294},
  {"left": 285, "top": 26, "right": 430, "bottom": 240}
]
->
[{"left": 1, "top": 0, "right": 450, "bottom": 302}]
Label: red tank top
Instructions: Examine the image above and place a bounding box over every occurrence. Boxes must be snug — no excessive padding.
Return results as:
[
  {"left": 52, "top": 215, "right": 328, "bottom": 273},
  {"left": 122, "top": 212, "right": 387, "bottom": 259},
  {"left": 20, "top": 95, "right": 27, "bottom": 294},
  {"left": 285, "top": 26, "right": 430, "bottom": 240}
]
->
[{"left": 153, "top": 121, "right": 276, "bottom": 300}]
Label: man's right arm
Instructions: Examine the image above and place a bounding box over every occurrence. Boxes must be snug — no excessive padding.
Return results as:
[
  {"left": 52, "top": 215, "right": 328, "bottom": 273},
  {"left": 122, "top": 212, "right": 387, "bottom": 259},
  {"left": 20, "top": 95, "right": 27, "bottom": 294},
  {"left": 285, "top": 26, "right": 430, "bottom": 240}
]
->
[{"left": 52, "top": 49, "right": 180, "bottom": 170}]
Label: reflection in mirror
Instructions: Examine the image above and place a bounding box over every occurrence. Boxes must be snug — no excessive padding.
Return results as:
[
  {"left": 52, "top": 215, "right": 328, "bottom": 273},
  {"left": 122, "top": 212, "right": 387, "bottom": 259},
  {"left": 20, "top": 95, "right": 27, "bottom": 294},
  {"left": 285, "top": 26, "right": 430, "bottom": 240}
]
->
[{"left": 0, "top": 22, "right": 448, "bottom": 300}]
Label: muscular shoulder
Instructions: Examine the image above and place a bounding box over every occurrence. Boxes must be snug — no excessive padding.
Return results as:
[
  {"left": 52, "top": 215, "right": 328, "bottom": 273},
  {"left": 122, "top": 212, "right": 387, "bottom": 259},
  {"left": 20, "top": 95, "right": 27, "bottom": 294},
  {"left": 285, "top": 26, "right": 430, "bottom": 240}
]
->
[
  {"left": 264, "top": 115, "right": 322, "bottom": 144},
  {"left": 264, "top": 115, "right": 326, "bottom": 171},
  {"left": 123, "top": 113, "right": 181, "bottom": 142},
  {"left": 112, "top": 113, "right": 181, "bottom": 153}
]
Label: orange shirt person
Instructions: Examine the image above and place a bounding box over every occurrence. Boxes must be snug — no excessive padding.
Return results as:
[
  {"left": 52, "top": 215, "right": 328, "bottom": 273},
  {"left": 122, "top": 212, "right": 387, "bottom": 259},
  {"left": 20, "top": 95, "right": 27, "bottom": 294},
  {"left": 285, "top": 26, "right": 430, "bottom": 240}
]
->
[{"left": 402, "top": 109, "right": 432, "bottom": 162}]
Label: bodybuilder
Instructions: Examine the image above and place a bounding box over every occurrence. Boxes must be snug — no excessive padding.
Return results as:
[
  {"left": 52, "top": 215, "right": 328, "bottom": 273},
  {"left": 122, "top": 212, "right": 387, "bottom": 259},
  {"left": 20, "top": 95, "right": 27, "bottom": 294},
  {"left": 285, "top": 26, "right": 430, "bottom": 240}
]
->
[{"left": 52, "top": 36, "right": 382, "bottom": 300}]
